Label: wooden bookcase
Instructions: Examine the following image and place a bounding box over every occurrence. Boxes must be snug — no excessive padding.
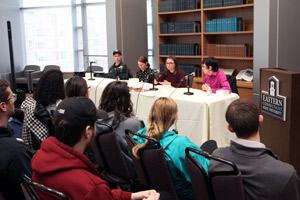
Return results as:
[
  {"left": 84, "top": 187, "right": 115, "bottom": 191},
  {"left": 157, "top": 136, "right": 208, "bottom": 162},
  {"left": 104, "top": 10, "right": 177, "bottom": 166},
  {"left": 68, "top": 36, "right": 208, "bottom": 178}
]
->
[{"left": 157, "top": 0, "right": 254, "bottom": 100}]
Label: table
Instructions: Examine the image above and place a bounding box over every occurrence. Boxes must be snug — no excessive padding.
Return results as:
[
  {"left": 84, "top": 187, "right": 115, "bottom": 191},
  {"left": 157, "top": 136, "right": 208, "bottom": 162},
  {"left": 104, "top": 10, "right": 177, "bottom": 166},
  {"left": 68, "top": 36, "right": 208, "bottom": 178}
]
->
[{"left": 86, "top": 77, "right": 239, "bottom": 147}]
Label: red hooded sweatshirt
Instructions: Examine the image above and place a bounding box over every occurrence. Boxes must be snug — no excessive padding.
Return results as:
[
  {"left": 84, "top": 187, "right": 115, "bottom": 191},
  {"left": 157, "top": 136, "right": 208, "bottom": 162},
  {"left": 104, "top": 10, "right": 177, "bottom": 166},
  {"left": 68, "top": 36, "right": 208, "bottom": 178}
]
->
[{"left": 31, "top": 136, "right": 132, "bottom": 200}]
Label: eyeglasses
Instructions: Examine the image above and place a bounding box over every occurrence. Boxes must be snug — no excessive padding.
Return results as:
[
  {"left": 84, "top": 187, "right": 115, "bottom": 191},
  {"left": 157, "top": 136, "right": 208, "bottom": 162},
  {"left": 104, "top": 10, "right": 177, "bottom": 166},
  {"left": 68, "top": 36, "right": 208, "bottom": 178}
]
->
[
  {"left": 5, "top": 93, "right": 17, "bottom": 102},
  {"left": 166, "top": 62, "right": 174, "bottom": 65}
]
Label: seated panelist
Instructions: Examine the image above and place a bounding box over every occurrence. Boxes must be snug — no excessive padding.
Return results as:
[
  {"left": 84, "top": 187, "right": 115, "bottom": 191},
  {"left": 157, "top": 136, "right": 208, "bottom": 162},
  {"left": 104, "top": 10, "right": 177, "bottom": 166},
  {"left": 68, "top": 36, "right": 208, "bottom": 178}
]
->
[
  {"left": 136, "top": 56, "right": 154, "bottom": 83},
  {"left": 107, "top": 49, "right": 133, "bottom": 80},
  {"left": 155, "top": 56, "right": 186, "bottom": 88}
]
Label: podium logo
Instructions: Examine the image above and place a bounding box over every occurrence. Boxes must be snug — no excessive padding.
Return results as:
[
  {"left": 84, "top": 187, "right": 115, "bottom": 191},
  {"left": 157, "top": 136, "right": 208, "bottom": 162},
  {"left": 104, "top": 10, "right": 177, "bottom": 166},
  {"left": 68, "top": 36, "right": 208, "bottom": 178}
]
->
[{"left": 261, "top": 76, "right": 286, "bottom": 121}]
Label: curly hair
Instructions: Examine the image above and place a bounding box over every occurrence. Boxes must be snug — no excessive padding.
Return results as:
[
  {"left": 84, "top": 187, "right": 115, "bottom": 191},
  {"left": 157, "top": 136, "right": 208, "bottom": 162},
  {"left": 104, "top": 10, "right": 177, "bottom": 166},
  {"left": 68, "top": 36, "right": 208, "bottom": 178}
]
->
[
  {"left": 99, "top": 81, "right": 133, "bottom": 126},
  {"left": 33, "top": 69, "right": 65, "bottom": 107}
]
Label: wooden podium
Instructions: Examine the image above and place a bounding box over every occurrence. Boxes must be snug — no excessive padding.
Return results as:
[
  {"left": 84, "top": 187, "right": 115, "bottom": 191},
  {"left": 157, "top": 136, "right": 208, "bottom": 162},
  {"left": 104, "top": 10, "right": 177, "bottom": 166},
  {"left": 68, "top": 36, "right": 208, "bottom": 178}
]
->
[{"left": 260, "top": 68, "right": 300, "bottom": 174}]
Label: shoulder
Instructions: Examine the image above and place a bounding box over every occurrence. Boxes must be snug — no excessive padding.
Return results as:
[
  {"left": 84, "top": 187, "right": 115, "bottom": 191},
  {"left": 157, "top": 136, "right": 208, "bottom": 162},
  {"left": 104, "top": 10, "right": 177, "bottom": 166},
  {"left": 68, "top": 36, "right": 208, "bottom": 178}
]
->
[
  {"left": 122, "top": 117, "right": 144, "bottom": 128},
  {"left": 0, "top": 138, "right": 32, "bottom": 158},
  {"left": 217, "top": 70, "right": 226, "bottom": 77}
]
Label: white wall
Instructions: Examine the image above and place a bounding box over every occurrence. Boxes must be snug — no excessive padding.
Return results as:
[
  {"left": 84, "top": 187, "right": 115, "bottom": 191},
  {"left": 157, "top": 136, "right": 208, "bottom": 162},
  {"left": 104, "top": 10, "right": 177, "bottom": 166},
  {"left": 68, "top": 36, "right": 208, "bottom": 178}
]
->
[
  {"left": 253, "top": 0, "right": 300, "bottom": 105},
  {"left": 0, "top": 0, "right": 25, "bottom": 79}
]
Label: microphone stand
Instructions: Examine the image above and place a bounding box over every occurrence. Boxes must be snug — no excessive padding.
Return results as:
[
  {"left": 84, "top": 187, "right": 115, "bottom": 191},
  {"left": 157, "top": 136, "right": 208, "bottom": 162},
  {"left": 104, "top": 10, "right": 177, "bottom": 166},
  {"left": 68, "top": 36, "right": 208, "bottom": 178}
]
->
[
  {"left": 88, "top": 61, "right": 95, "bottom": 80},
  {"left": 184, "top": 74, "right": 194, "bottom": 95},
  {"left": 149, "top": 73, "right": 158, "bottom": 91}
]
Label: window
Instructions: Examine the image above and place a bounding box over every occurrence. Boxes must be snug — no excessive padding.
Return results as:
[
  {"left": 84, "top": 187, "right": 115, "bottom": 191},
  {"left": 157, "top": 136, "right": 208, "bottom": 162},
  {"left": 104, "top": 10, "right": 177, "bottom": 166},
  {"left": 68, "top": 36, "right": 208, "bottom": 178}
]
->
[
  {"left": 21, "top": 0, "right": 107, "bottom": 72},
  {"left": 146, "top": 0, "right": 154, "bottom": 68}
]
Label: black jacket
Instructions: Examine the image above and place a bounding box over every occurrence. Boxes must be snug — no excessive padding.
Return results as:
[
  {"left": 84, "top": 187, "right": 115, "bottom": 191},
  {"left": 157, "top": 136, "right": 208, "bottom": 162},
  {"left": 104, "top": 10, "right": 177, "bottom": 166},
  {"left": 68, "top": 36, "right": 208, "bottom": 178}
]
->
[{"left": 0, "top": 126, "right": 33, "bottom": 200}]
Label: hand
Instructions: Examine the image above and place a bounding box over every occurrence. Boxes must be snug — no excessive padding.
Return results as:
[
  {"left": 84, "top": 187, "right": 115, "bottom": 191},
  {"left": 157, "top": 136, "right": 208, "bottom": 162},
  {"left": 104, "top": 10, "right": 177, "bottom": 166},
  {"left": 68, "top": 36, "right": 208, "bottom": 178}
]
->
[
  {"left": 202, "top": 83, "right": 210, "bottom": 91},
  {"left": 131, "top": 190, "right": 160, "bottom": 200},
  {"left": 154, "top": 79, "right": 158, "bottom": 85},
  {"left": 159, "top": 80, "right": 171, "bottom": 85}
]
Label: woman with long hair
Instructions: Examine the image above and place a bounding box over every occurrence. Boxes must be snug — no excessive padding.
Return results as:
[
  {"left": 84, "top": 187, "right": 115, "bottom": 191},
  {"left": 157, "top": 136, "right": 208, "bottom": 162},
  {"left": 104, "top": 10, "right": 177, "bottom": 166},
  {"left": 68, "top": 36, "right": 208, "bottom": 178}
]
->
[
  {"left": 155, "top": 56, "right": 186, "bottom": 88},
  {"left": 21, "top": 69, "right": 65, "bottom": 150},
  {"left": 136, "top": 56, "right": 154, "bottom": 83},
  {"left": 132, "top": 97, "right": 209, "bottom": 200},
  {"left": 98, "top": 81, "right": 144, "bottom": 178},
  {"left": 65, "top": 76, "right": 89, "bottom": 98}
]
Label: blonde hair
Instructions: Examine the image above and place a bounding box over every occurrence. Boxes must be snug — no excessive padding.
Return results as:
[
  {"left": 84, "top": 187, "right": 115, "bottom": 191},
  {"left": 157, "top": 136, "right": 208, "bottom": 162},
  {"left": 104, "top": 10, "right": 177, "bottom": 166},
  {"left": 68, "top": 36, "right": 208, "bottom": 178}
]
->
[{"left": 132, "top": 97, "right": 178, "bottom": 158}]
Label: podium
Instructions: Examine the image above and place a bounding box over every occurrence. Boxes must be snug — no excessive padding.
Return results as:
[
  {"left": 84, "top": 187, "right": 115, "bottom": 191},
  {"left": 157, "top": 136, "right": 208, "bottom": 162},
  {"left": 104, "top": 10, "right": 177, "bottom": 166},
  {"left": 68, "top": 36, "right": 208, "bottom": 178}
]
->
[{"left": 260, "top": 68, "right": 300, "bottom": 175}]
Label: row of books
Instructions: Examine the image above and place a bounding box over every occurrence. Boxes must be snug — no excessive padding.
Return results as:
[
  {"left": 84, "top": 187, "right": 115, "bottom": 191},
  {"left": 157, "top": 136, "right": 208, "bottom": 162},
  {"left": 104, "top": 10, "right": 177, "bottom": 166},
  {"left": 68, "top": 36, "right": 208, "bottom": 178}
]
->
[
  {"left": 161, "top": 21, "right": 201, "bottom": 34},
  {"left": 204, "top": 44, "right": 250, "bottom": 57},
  {"left": 203, "top": 0, "right": 247, "bottom": 8},
  {"left": 160, "top": 64, "right": 201, "bottom": 77},
  {"left": 158, "top": 0, "right": 198, "bottom": 12},
  {"left": 205, "top": 17, "right": 243, "bottom": 32},
  {"left": 160, "top": 44, "right": 199, "bottom": 56}
]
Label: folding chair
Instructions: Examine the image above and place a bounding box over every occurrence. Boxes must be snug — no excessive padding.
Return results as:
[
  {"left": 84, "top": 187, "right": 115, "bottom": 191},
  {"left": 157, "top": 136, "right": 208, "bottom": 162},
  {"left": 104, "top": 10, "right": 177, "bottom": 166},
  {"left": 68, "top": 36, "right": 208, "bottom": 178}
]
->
[
  {"left": 125, "top": 129, "right": 151, "bottom": 189},
  {"left": 185, "top": 147, "right": 213, "bottom": 200},
  {"left": 92, "top": 122, "right": 137, "bottom": 191},
  {"left": 186, "top": 147, "right": 245, "bottom": 200},
  {"left": 21, "top": 174, "right": 68, "bottom": 200},
  {"left": 125, "top": 129, "right": 178, "bottom": 199}
]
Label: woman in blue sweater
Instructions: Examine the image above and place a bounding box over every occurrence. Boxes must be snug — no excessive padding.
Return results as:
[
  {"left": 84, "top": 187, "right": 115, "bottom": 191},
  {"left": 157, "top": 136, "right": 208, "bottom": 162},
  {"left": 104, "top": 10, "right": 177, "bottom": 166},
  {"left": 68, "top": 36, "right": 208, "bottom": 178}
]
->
[{"left": 132, "top": 97, "right": 209, "bottom": 200}]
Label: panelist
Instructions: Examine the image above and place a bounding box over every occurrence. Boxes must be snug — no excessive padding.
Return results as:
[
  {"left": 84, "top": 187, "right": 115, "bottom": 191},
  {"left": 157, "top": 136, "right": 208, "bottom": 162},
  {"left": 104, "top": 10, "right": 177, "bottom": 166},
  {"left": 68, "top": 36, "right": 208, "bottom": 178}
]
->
[
  {"left": 201, "top": 57, "right": 231, "bottom": 93},
  {"left": 155, "top": 56, "right": 186, "bottom": 88},
  {"left": 107, "top": 49, "right": 133, "bottom": 80},
  {"left": 136, "top": 56, "right": 154, "bottom": 83}
]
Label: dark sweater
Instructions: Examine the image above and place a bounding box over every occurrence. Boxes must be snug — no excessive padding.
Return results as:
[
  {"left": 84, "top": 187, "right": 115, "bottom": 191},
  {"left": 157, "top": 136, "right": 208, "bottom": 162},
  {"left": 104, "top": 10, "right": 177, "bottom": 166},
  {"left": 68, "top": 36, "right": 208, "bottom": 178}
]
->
[{"left": 157, "top": 69, "right": 186, "bottom": 88}]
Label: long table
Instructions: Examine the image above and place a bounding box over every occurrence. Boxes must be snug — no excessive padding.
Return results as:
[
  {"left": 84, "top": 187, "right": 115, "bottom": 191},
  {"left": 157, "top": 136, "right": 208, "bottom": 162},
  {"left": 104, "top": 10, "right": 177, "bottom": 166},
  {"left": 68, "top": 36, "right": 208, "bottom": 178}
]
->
[{"left": 86, "top": 77, "right": 239, "bottom": 147}]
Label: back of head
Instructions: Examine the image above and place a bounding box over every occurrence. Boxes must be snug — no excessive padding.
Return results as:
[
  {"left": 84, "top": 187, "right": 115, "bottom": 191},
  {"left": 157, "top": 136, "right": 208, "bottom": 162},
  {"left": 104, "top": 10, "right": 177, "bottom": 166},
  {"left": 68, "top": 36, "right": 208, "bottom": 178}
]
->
[
  {"left": 147, "top": 97, "right": 178, "bottom": 139},
  {"left": 226, "top": 99, "right": 259, "bottom": 138},
  {"left": 202, "top": 57, "right": 219, "bottom": 72},
  {"left": 0, "top": 79, "right": 10, "bottom": 103},
  {"left": 65, "top": 76, "right": 88, "bottom": 97},
  {"left": 138, "top": 56, "right": 150, "bottom": 67},
  {"left": 33, "top": 69, "right": 65, "bottom": 107},
  {"left": 99, "top": 81, "right": 133, "bottom": 124},
  {"left": 53, "top": 97, "right": 97, "bottom": 147}
]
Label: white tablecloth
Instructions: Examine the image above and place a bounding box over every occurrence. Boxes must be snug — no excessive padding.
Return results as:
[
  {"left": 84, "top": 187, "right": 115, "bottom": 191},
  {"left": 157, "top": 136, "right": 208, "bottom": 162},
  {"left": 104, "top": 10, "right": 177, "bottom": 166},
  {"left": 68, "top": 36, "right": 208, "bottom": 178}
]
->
[{"left": 86, "top": 77, "right": 239, "bottom": 147}]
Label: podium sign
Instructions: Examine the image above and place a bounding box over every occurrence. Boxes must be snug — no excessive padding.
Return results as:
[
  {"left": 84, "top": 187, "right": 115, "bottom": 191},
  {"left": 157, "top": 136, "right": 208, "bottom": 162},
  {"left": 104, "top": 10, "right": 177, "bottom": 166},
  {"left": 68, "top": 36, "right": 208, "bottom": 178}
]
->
[
  {"left": 261, "top": 76, "right": 287, "bottom": 121},
  {"left": 260, "top": 68, "right": 300, "bottom": 175}
]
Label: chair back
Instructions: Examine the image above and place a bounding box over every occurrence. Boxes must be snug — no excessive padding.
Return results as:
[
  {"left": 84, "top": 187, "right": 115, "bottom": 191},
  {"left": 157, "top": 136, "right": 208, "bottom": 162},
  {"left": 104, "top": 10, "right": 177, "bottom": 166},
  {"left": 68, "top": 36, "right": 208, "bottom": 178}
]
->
[
  {"left": 127, "top": 130, "right": 178, "bottom": 199},
  {"left": 21, "top": 174, "right": 68, "bottom": 200},
  {"left": 192, "top": 149, "right": 246, "bottom": 200},
  {"left": 43, "top": 65, "right": 60, "bottom": 72},
  {"left": 185, "top": 147, "right": 212, "bottom": 200},
  {"left": 23, "top": 65, "right": 40, "bottom": 77},
  {"left": 86, "top": 66, "right": 103, "bottom": 72},
  {"left": 226, "top": 75, "right": 238, "bottom": 94},
  {"left": 125, "top": 130, "right": 151, "bottom": 189},
  {"left": 0, "top": 191, "right": 5, "bottom": 200}
]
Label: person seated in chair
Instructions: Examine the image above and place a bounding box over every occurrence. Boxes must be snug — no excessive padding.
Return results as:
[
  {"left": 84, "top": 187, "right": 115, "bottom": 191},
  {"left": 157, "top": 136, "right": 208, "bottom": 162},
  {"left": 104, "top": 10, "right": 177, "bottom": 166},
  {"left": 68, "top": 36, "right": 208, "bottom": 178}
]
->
[
  {"left": 136, "top": 56, "right": 154, "bottom": 83},
  {"left": 0, "top": 79, "right": 33, "bottom": 200},
  {"left": 107, "top": 50, "right": 133, "bottom": 80},
  {"left": 21, "top": 69, "right": 65, "bottom": 151},
  {"left": 201, "top": 56, "right": 231, "bottom": 93},
  {"left": 209, "top": 99, "right": 300, "bottom": 200},
  {"left": 31, "top": 97, "right": 160, "bottom": 200},
  {"left": 98, "top": 81, "right": 144, "bottom": 178},
  {"left": 154, "top": 56, "right": 186, "bottom": 88},
  {"left": 132, "top": 97, "right": 210, "bottom": 200}
]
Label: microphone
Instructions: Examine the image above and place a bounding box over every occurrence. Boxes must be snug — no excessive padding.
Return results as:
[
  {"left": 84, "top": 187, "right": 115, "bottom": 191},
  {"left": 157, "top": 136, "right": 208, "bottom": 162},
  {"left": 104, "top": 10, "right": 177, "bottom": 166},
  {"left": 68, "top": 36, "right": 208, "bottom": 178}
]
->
[
  {"left": 184, "top": 72, "right": 195, "bottom": 96},
  {"left": 169, "top": 73, "right": 187, "bottom": 98},
  {"left": 149, "top": 69, "right": 159, "bottom": 91}
]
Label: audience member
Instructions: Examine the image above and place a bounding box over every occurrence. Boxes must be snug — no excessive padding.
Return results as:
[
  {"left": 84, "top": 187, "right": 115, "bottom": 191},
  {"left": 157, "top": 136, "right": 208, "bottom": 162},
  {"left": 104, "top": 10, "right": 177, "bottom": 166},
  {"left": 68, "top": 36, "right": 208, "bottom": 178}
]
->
[
  {"left": 155, "top": 56, "right": 186, "bottom": 88},
  {"left": 98, "top": 81, "right": 144, "bottom": 178},
  {"left": 201, "top": 56, "right": 231, "bottom": 93},
  {"left": 209, "top": 99, "right": 300, "bottom": 200},
  {"left": 65, "top": 76, "right": 89, "bottom": 98},
  {"left": 21, "top": 69, "right": 65, "bottom": 150},
  {"left": 31, "top": 97, "right": 159, "bottom": 200},
  {"left": 107, "top": 49, "right": 133, "bottom": 80},
  {"left": 136, "top": 56, "right": 154, "bottom": 83},
  {"left": 0, "top": 79, "right": 33, "bottom": 200},
  {"left": 132, "top": 97, "right": 209, "bottom": 200}
]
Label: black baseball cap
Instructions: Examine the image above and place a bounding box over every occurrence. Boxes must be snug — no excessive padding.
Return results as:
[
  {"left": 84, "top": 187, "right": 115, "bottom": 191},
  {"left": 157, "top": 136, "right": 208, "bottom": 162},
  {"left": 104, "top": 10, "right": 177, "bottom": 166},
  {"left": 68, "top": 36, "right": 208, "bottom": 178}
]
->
[
  {"left": 113, "top": 49, "right": 122, "bottom": 55},
  {"left": 54, "top": 97, "right": 97, "bottom": 127}
]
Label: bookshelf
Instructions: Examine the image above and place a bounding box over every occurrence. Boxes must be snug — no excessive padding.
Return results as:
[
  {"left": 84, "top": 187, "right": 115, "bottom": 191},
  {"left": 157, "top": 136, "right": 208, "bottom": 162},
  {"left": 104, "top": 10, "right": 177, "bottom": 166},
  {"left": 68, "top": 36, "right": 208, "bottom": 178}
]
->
[{"left": 157, "top": 0, "right": 254, "bottom": 100}]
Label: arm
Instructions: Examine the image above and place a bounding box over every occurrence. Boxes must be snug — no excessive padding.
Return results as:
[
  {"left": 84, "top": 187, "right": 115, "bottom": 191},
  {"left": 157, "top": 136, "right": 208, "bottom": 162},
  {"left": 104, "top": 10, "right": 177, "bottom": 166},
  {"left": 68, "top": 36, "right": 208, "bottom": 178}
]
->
[{"left": 170, "top": 70, "right": 186, "bottom": 88}]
